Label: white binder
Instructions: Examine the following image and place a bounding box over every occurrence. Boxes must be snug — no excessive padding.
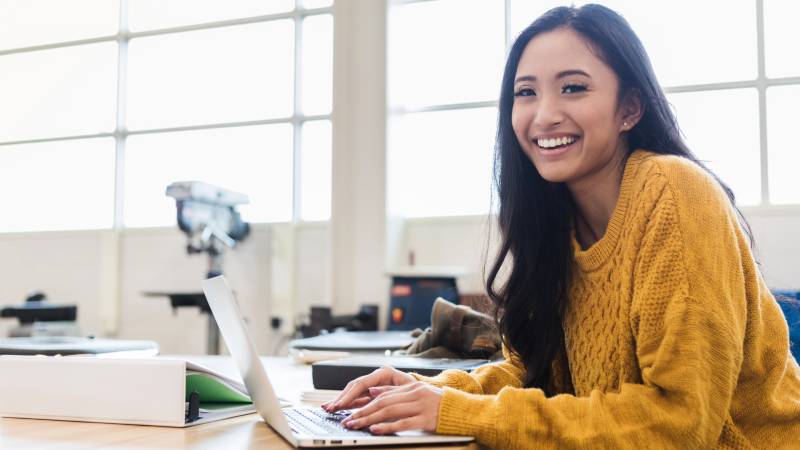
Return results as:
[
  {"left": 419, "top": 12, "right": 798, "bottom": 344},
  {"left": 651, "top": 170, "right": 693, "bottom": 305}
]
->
[{"left": 0, "top": 355, "right": 256, "bottom": 427}]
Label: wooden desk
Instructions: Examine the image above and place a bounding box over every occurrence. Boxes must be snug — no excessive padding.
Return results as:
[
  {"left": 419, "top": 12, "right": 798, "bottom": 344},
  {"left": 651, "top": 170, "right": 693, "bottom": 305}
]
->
[{"left": 0, "top": 356, "right": 480, "bottom": 449}]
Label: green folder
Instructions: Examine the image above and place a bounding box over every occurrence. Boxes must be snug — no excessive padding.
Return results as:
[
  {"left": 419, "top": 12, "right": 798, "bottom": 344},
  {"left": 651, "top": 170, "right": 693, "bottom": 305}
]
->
[{"left": 185, "top": 373, "right": 252, "bottom": 404}]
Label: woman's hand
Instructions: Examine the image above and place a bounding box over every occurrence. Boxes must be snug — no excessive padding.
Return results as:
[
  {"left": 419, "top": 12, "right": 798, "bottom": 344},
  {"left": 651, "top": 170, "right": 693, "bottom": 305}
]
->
[
  {"left": 341, "top": 382, "right": 443, "bottom": 434},
  {"left": 322, "top": 366, "right": 415, "bottom": 412}
]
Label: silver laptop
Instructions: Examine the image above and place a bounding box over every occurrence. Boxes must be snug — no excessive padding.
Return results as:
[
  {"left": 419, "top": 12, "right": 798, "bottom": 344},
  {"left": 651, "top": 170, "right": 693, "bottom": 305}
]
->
[{"left": 201, "top": 276, "right": 474, "bottom": 448}]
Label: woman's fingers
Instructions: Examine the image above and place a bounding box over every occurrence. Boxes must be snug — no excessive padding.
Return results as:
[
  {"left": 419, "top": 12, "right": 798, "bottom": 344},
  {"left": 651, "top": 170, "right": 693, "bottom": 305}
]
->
[
  {"left": 368, "top": 385, "right": 397, "bottom": 397},
  {"left": 321, "top": 370, "right": 378, "bottom": 411},
  {"left": 347, "top": 382, "right": 420, "bottom": 421},
  {"left": 347, "top": 396, "right": 373, "bottom": 409},
  {"left": 389, "top": 369, "right": 417, "bottom": 386},
  {"left": 370, "top": 417, "right": 423, "bottom": 435},
  {"left": 322, "top": 366, "right": 398, "bottom": 411},
  {"left": 341, "top": 382, "right": 443, "bottom": 432},
  {"left": 344, "top": 382, "right": 425, "bottom": 423},
  {"left": 343, "top": 401, "right": 418, "bottom": 430}
]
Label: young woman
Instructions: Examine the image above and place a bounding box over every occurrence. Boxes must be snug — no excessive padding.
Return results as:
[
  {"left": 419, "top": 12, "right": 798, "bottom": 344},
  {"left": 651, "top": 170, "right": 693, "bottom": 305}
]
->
[{"left": 323, "top": 4, "right": 800, "bottom": 448}]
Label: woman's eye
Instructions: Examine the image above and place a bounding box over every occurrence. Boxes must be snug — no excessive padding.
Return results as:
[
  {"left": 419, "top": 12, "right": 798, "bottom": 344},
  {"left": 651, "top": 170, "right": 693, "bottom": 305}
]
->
[
  {"left": 562, "top": 84, "right": 587, "bottom": 94},
  {"left": 514, "top": 88, "right": 536, "bottom": 97}
]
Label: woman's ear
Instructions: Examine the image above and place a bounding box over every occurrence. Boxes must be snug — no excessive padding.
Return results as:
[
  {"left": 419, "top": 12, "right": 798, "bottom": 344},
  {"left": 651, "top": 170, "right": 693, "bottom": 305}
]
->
[{"left": 619, "top": 89, "right": 643, "bottom": 132}]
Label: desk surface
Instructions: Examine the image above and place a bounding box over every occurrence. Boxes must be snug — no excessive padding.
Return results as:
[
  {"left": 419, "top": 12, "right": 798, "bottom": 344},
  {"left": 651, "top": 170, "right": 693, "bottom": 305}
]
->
[{"left": 0, "top": 355, "right": 480, "bottom": 450}]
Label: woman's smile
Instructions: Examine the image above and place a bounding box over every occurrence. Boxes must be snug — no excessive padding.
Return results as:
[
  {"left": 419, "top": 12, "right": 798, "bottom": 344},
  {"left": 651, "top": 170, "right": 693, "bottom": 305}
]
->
[{"left": 533, "top": 134, "right": 581, "bottom": 158}]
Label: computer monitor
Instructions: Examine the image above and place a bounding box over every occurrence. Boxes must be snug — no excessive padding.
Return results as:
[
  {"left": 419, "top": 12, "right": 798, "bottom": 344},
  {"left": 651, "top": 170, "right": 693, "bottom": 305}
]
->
[{"left": 387, "top": 275, "right": 459, "bottom": 330}]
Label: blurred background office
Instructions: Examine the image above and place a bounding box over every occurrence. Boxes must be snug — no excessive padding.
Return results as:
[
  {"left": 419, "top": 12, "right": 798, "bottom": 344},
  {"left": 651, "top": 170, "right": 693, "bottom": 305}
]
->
[{"left": 0, "top": 0, "right": 798, "bottom": 355}]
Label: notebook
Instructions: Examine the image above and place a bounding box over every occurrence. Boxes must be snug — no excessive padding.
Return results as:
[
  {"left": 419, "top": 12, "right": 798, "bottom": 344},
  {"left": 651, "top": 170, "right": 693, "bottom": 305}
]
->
[{"left": 0, "top": 355, "right": 257, "bottom": 427}]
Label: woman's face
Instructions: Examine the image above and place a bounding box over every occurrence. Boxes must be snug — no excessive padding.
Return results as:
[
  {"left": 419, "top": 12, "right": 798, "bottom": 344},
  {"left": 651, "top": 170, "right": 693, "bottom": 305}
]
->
[{"left": 511, "top": 27, "right": 631, "bottom": 185}]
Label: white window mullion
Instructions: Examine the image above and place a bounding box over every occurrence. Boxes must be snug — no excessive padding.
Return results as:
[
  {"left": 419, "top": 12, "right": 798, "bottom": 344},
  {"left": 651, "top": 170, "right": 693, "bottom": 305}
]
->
[
  {"left": 503, "top": 0, "right": 512, "bottom": 50},
  {"left": 756, "top": 0, "right": 770, "bottom": 206},
  {"left": 114, "top": 0, "right": 130, "bottom": 229},
  {"left": 292, "top": 10, "right": 304, "bottom": 223}
]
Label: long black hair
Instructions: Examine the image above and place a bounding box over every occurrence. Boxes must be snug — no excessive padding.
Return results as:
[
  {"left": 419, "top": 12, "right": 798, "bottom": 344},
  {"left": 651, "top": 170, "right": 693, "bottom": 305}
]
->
[{"left": 485, "top": 4, "right": 752, "bottom": 394}]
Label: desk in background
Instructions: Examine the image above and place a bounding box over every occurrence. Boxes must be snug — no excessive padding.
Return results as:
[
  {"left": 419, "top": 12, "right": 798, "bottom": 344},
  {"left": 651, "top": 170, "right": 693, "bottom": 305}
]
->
[{"left": 0, "top": 356, "right": 480, "bottom": 450}]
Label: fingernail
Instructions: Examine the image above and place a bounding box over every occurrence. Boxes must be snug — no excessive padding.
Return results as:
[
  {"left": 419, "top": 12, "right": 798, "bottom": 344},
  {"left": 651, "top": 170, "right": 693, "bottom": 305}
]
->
[{"left": 370, "top": 425, "right": 381, "bottom": 433}]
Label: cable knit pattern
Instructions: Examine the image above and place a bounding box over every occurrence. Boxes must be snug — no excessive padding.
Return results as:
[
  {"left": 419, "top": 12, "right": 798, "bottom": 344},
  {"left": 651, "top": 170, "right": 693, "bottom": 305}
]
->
[{"left": 415, "top": 150, "right": 800, "bottom": 449}]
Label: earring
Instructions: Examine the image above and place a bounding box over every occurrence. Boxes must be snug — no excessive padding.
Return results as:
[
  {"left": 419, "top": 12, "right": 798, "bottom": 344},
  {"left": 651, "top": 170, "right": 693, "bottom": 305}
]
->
[{"left": 623, "top": 121, "right": 628, "bottom": 129}]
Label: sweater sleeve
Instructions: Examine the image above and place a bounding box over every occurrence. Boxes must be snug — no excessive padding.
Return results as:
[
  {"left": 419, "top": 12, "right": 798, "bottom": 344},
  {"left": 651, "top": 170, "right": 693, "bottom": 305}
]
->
[
  {"left": 411, "top": 345, "right": 525, "bottom": 395},
  {"left": 433, "top": 170, "right": 747, "bottom": 449}
]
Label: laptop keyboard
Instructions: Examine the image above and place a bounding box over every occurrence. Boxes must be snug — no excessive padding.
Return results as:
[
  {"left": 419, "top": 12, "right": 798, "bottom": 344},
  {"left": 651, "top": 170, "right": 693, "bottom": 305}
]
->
[{"left": 284, "top": 408, "right": 372, "bottom": 437}]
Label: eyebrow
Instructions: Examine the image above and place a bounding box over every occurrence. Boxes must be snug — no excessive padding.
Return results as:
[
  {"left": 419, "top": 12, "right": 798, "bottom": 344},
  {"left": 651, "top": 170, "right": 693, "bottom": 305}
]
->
[{"left": 514, "top": 70, "right": 591, "bottom": 84}]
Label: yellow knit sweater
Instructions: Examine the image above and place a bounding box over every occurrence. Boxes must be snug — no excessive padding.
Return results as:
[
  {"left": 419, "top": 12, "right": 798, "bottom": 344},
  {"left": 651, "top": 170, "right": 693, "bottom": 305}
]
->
[{"left": 416, "top": 150, "right": 800, "bottom": 449}]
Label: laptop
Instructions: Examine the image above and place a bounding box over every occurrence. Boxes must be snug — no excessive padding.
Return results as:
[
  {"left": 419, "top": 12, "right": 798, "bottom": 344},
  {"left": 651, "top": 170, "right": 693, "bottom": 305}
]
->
[{"left": 201, "top": 276, "right": 474, "bottom": 448}]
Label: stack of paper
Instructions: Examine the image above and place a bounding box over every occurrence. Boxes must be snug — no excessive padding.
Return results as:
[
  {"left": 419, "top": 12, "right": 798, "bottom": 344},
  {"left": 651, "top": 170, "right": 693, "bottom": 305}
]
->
[{"left": 300, "top": 389, "right": 341, "bottom": 406}]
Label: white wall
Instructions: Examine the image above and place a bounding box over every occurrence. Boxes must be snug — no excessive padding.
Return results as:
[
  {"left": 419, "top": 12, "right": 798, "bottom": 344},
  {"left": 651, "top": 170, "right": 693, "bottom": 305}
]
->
[
  {"left": 398, "top": 210, "right": 800, "bottom": 295},
  {"left": 396, "top": 216, "right": 498, "bottom": 294},
  {"left": 746, "top": 210, "right": 800, "bottom": 290},
  {"left": 117, "top": 227, "right": 272, "bottom": 355},
  {"left": 0, "top": 209, "right": 798, "bottom": 354},
  {"left": 0, "top": 231, "right": 109, "bottom": 339},
  {"left": 0, "top": 227, "right": 266, "bottom": 353},
  {"left": 0, "top": 224, "right": 326, "bottom": 355},
  {"left": 294, "top": 223, "right": 330, "bottom": 317}
]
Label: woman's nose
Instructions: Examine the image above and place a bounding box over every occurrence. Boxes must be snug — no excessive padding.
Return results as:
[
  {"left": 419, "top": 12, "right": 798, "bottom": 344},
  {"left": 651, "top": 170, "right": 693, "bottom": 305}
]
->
[{"left": 533, "top": 95, "right": 564, "bottom": 129}]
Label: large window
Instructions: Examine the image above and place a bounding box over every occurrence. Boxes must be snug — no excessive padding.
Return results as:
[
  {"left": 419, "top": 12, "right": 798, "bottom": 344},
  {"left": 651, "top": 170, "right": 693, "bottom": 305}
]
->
[
  {"left": 387, "top": 0, "right": 504, "bottom": 218},
  {"left": 0, "top": 0, "right": 333, "bottom": 232},
  {"left": 388, "top": 0, "right": 800, "bottom": 217}
]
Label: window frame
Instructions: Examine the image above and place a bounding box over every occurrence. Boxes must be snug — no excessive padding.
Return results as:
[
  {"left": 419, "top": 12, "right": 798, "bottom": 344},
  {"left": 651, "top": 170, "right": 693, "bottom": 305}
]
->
[
  {"left": 0, "top": 0, "right": 333, "bottom": 230},
  {"left": 388, "top": 0, "right": 800, "bottom": 213}
]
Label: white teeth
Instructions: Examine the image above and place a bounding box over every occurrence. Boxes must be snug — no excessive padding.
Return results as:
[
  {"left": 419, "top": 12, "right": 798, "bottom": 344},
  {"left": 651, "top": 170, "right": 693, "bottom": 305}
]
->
[{"left": 537, "top": 136, "right": 576, "bottom": 149}]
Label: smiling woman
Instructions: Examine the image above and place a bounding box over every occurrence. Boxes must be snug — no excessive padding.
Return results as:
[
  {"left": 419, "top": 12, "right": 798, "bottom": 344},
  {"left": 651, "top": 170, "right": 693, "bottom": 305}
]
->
[
  {"left": 324, "top": 4, "right": 800, "bottom": 449},
  {"left": 510, "top": 30, "right": 639, "bottom": 197}
]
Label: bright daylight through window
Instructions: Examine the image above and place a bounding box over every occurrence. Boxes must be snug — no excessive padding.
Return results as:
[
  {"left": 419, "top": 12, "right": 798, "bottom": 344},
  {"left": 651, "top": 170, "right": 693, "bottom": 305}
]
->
[
  {"left": 0, "top": 0, "right": 333, "bottom": 232},
  {"left": 1, "top": 0, "right": 798, "bottom": 231},
  {"left": 387, "top": 0, "right": 800, "bottom": 218}
]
